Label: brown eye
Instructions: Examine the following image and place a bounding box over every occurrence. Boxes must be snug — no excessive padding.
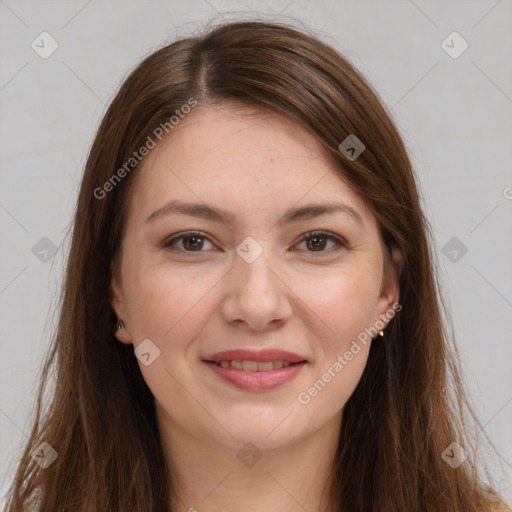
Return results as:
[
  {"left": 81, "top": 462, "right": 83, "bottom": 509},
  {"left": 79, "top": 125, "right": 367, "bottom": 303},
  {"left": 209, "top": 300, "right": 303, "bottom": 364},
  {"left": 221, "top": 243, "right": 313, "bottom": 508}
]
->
[
  {"left": 162, "top": 230, "right": 346, "bottom": 257},
  {"left": 181, "top": 234, "right": 204, "bottom": 251},
  {"left": 296, "top": 231, "right": 345, "bottom": 255},
  {"left": 163, "top": 231, "right": 215, "bottom": 253}
]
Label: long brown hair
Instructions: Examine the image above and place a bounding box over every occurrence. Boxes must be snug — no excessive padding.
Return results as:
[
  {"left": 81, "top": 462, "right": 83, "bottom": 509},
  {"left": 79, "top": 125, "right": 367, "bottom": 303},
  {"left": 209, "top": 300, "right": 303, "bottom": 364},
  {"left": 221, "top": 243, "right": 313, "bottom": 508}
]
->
[{"left": 4, "top": 18, "right": 507, "bottom": 512}]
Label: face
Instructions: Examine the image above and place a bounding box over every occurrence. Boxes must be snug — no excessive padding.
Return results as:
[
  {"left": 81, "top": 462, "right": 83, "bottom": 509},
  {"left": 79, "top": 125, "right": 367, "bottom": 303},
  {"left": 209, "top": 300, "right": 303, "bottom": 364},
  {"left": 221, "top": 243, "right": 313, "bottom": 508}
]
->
[{"left": 110, "top": 104, "right": 401, "bottom": 453}]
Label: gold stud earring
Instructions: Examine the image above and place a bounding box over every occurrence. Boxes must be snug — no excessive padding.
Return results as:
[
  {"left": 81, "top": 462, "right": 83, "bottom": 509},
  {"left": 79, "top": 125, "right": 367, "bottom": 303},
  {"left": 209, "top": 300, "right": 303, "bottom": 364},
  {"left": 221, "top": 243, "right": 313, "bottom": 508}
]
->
[{"left": 378, "top": 330, "right": 384, "bottom": 337}]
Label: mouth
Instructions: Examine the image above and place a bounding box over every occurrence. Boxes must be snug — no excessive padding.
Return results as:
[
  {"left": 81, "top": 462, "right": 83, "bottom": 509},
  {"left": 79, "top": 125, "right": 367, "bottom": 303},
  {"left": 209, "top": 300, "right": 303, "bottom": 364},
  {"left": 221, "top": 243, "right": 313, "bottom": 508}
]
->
[
  {"left": 201, "top": 350, "right": 308, "bottom": 391},
  {"left": 202, "top": 348, "right": 307, "bottom": 365},
  {"left": 203, "top": 359, "right": 306, "bottom": 371}
]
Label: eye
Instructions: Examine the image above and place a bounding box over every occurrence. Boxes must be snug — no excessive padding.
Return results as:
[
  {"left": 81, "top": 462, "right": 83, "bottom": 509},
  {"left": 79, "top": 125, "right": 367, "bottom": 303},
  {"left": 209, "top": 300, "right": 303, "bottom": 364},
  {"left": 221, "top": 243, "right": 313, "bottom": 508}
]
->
[
  {"left": 162, "top": 231, "right": 215, "bottom": 254},
  {"left": 294, "top": 230, "right": 346, "bottom": 255},
  {"left": 162, "top": 230, "right": 346, "bottom": 256}
]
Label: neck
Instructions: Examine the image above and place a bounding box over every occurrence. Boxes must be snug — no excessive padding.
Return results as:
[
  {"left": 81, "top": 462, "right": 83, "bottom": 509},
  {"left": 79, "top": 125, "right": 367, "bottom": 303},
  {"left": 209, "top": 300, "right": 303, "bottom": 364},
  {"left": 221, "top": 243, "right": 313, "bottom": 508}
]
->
[{"left": 157, "top": 409, "right": 341, "bottom": 512}]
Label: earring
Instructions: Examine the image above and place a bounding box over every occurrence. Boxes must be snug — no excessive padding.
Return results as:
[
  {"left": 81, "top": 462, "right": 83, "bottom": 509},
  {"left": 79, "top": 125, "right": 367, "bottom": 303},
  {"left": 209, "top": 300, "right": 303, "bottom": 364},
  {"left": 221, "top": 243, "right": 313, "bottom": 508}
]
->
[
  {"left": 116, "top": 320, "right": 125, "bottom": 331},
  {"left": 378, "top": 330, "right": 384, "bottom": 337}
]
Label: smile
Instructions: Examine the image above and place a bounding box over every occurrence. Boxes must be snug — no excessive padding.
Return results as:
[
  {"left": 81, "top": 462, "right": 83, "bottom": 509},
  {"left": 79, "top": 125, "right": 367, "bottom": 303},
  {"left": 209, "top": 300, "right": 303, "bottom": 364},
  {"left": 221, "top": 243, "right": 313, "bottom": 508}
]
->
[
  {"left": 207, "top": 360, "right": 301, "bottom": 371},
  {"left": 203, "top": 360, "right": 307, "bottom": 391}
]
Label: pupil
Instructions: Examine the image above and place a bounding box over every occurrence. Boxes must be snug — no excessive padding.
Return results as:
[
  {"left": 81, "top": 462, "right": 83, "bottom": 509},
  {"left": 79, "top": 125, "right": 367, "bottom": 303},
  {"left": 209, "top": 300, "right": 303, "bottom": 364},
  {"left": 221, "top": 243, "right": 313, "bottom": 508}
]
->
[
  {"left": 185, "top": 236, "right": 202, "bottom": 250},
  {"left": 308, "top": 235, "right": 325, "bottom": 251}
]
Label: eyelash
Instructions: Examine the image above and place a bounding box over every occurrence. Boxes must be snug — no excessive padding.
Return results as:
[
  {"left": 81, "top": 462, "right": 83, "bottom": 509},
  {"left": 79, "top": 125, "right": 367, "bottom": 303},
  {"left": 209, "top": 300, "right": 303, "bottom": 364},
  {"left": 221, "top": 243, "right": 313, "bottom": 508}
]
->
[{"left": 162, "top": 230, "right": 346, "bottom": 257}]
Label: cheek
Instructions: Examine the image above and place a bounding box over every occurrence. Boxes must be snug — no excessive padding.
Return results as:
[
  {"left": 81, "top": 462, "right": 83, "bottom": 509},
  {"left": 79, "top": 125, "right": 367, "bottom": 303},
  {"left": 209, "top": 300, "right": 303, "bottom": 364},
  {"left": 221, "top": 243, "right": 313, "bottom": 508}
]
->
[
  {"left": 123, "top": 263, "right": 217, "bottom": 392},
  {"left": 297, "top": 271, "right": 377, "bottom": 411},
  {"left": 123, "top": 258, "right": 219, "bottom": 347},
  {"left": 297, "top": 265, "right": 381, "bottom": 346}
]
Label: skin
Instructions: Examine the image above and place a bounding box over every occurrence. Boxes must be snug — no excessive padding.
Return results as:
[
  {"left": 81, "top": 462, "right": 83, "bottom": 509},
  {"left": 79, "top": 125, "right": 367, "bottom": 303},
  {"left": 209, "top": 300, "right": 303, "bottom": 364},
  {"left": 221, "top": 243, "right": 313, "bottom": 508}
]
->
[{"left": 110, "top": 104, "right": 403, "bottom": 512}]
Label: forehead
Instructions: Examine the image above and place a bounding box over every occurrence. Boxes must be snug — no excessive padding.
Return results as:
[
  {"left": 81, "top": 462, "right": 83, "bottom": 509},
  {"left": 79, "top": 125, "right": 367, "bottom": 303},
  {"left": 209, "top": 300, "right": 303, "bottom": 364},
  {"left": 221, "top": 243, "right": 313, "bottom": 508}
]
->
[
  {"left": 125, "top": 105, "right": 377, "bottom": 229},
  {"left": 150, "top": 104, "right": 331, "bottom": 169}
]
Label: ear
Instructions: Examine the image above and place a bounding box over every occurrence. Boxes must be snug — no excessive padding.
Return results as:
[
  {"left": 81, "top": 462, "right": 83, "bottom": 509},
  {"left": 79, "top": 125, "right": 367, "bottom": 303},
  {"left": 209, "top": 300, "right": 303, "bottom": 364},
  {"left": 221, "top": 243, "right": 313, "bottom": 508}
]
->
[
  {"left": 110, "top": 261, "right": 132, "bottom": 345},
  {"left": 374, "top": 244, "right": 403, "bottom": 328}
]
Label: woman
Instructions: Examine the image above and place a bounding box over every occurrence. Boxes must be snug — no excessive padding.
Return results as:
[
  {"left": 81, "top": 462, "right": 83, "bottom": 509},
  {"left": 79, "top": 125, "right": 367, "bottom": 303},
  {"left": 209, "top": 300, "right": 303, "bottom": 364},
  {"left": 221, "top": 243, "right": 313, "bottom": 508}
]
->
[{"left": 4, "top": 19, "right": 509, "bottom": 512}]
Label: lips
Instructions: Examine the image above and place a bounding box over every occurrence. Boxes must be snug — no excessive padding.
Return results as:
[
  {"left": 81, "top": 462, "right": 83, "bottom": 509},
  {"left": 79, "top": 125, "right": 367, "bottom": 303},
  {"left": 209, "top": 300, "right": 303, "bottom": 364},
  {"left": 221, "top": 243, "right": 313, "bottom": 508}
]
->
[
  {"left": 210, "top": 360, "right": 297, "bottom": 371},
  {"left": 202, "top": 349, "right": 308, "bottom": 391}
]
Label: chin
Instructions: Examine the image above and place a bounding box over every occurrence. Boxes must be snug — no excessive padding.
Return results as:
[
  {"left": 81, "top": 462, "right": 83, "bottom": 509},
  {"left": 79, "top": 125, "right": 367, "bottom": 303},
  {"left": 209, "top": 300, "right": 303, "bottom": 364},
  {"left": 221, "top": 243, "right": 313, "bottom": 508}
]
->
[{"left": 211, "top": 418, "right": 305, "bottom": 451}]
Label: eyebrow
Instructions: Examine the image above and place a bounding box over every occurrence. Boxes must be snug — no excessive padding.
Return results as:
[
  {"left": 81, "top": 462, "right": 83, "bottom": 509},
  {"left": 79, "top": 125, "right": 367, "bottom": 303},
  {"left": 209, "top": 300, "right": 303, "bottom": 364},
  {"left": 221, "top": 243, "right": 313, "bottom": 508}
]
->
[{"left": 145, "top": 199, "right": 363, "bottom": 227}]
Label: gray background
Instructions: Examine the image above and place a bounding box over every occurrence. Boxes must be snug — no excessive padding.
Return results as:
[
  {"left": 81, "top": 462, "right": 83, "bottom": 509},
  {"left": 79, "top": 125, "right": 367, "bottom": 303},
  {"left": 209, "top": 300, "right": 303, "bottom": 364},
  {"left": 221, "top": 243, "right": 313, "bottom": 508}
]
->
[{"left": 1, "top": 0, "right": 511, "bottom": 504}]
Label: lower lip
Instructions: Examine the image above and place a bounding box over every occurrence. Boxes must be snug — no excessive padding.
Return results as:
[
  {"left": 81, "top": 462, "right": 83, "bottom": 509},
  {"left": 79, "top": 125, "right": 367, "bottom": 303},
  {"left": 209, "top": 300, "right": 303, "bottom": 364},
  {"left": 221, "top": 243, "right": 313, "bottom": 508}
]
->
[{"left": 203, "top": 361, "right": 307, "bottom": 391}]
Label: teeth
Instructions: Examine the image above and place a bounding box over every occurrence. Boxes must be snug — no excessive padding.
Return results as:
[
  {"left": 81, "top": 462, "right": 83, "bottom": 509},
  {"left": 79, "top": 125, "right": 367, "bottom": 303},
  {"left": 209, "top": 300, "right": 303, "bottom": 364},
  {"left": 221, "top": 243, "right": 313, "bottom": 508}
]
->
[
  {"left": 231, "top": 360, "right": 243, "bottom": 370},
  {"left": 242, "top": 360, "right": 258, "bottom": 371},
  {"left": 257, "top": 361, "right": 274, "bottom": 371},
  {"left": 213, "top": 360, "right": 299, "bottom": 371}
]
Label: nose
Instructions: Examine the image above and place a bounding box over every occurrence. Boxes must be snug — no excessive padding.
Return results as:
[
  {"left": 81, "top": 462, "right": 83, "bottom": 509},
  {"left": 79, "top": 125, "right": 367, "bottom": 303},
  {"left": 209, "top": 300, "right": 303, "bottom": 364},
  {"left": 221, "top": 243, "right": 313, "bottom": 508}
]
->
[{"left": 220, "top": 242, "right": 293, "bottom": 332}]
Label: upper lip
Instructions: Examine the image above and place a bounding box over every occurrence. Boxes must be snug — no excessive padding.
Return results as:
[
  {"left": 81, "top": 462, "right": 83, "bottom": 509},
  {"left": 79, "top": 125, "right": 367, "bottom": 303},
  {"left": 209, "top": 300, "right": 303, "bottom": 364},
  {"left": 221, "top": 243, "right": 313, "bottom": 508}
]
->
[{"left": 202, "top": 349, "right": 307, "bottom": 363}]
